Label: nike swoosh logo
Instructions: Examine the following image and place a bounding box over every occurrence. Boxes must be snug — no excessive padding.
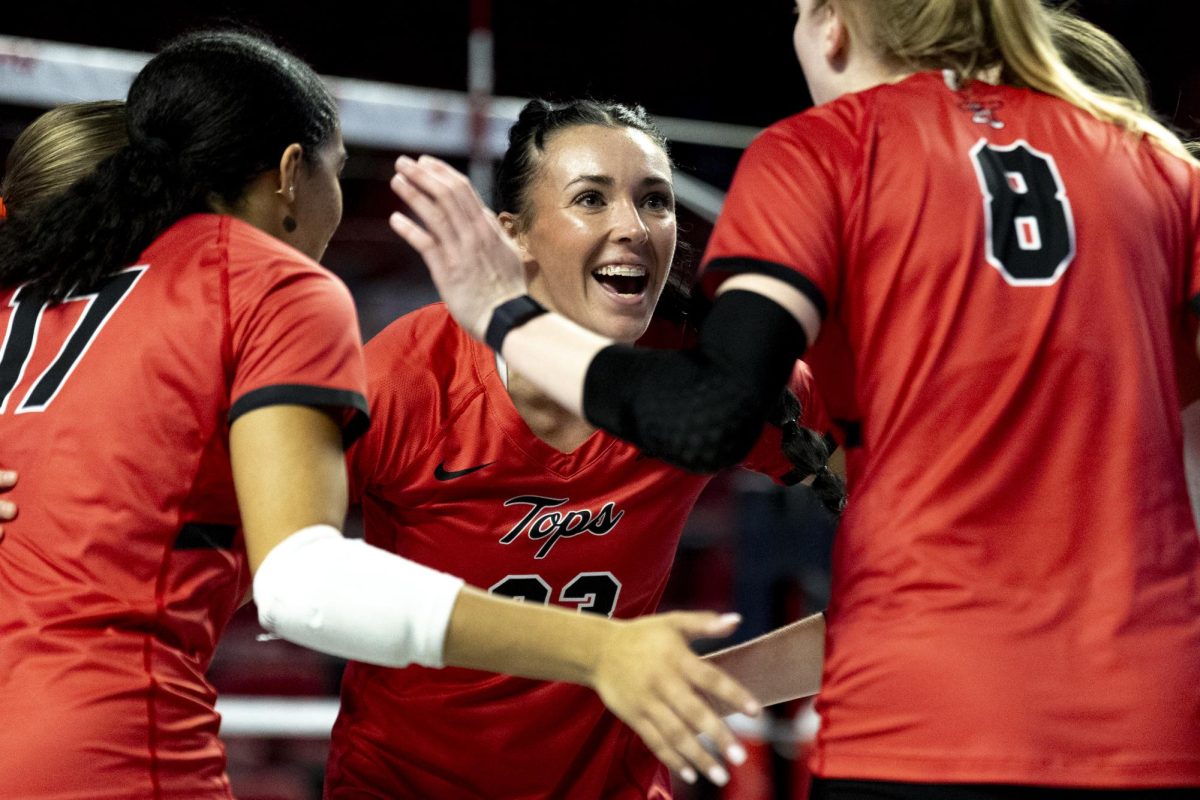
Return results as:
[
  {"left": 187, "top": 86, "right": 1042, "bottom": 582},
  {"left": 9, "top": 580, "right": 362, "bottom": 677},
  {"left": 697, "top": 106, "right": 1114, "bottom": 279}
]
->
[{"left": 434, "top": 461, "right": 495, "bottom": 481}]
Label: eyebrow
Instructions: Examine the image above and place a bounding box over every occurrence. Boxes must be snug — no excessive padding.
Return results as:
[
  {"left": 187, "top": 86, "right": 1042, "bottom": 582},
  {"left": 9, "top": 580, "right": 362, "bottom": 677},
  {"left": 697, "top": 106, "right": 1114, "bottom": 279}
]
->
[{"left": 563, "top": 174, "right": 672, "bottom": 190}]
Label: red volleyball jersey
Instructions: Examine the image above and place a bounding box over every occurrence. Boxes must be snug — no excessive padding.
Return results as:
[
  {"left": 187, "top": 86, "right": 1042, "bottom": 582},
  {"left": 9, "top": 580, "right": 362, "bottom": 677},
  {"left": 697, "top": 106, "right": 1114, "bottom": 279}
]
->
[
  {"left": 0, "top": 214, "right": 367, "bottom": 799},
  {"left": 325, "top": 304, "right": 802, "bottom": 800},
  {"left": 703, "top": 71, "right": 1200, "bottom": 788}
]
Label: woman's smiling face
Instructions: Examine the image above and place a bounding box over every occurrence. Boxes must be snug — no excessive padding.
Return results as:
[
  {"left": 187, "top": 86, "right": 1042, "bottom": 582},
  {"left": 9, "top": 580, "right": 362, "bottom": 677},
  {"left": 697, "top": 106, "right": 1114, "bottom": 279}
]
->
[{"left": 506, "top": 124, "right": 676, "bottom": 344}]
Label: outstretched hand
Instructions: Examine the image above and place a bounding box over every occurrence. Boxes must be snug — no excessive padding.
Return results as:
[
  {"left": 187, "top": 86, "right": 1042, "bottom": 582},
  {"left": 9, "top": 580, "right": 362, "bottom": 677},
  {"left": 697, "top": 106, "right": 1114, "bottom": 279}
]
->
[
  {"left": 388, "top": 155, "right": 527, "bottom": 340},
  {"left": 590, "top": 611, "right": 760, "bottom": 786}
]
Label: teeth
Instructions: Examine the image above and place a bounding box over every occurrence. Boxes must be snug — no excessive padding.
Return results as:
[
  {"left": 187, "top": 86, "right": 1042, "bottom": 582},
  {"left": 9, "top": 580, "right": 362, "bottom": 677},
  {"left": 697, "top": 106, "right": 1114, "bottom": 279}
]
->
[{"left": 594, "top": 265, "right": 646, "bottom": 277}]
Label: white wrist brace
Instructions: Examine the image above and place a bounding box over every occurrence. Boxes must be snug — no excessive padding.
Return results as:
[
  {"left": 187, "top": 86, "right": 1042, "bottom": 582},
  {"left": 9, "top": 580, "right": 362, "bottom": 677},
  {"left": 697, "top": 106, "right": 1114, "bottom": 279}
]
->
[{"left": 252, "top": 524, "right": 464, "bottom": 668}]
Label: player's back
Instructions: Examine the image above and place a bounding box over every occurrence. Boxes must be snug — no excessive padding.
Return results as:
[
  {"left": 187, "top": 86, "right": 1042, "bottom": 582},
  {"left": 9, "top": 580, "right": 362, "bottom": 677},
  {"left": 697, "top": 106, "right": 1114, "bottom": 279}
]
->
[
  {"left": 828, "top": 73, "right": 1188, "bottom": 542},
  {"left": 800, "top": 73, "right": 1200, "bottom": 785},
  {"left": 702, "top": 70, "right": 1200, "bottom": 784},
  {"left": 0, "top": 214, "right": 346, "bottom": 798}
]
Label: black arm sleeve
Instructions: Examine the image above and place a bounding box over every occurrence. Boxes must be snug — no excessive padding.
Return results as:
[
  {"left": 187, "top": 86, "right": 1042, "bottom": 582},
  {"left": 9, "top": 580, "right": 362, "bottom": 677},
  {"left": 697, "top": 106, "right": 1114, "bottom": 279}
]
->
[{"left": 583, "top": 289, "right": 808, "bottom": 473}]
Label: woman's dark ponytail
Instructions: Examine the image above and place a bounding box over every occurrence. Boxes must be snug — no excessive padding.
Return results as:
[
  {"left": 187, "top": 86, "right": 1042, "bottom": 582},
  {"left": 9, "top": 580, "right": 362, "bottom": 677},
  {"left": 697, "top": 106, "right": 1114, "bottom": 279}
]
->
[
  {"left": 0, "top": 140, "right": 197, "bottom": 300},
  {"left": 0, "top": 30, "right": 337, "bottom": 302}
]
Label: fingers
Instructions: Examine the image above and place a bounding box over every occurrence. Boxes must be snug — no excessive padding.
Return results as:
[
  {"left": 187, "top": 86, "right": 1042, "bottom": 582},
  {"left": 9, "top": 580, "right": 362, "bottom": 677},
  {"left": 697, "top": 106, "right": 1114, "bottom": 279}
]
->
[
  {"left": 627, "top": 713, "right": 698, "bottom": 785},
  {"left": 390, "top": 167, "right": 460, "bottom": 254},
  {"left": 415, "top": 157, "right": 511, "bottom": 244},
  {"left": 411, "top": 156, "right": 487, "bottom": 222},
  {"left": 0, "top": 473, "right": 16, "bottom": 542},
  {"left": 387, "top": 207, "right": 438, "bottom": 262},
  {"left": 628, "top": 701, "right": 729, "bottom": 787},
  {"left": 393, "top": 156, "right": 479, "bottom": 237},
  {"left": 670, "top": 610, "right": 744, "bottom": 641},
  {"left": 663, "top": 610, "right": 761, "bottom": 714},
  {"left": 388, "top": 153, "right": 529, "bottom": 341},
  {"left": 616, "top": 618, "right": 752, "bottom": 786},
  {"left": 644, "top": 700, "right": 731, "bottom": 786},
  {"left": 661, "top": 684, "right": 746, "bottom": 781},
  {"left": 681, "top": 652, "right": 762, "bottom": 718},
  {"left": 668, "top": 664, "right": 752, "bottom": 766}
]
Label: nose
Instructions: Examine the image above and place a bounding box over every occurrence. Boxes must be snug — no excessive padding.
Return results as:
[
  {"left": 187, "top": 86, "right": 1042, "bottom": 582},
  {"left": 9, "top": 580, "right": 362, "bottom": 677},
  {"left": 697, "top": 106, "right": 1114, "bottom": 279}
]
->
[{"left": 611, "top": 200, "right": 650, "bottom": 244}]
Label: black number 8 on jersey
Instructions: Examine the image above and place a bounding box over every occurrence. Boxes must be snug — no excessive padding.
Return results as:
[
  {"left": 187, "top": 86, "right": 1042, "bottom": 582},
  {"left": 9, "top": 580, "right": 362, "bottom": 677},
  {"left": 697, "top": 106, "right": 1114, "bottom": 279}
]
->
[{"left": 969, "top": 139, "right": 1076, "bottom": 285}]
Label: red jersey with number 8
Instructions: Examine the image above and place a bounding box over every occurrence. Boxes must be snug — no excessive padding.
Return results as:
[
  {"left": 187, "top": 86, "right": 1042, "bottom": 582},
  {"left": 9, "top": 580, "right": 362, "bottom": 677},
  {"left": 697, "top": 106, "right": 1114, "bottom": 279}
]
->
[{"left": 703, "top": 72, "right": 1200, "bottom": 787}]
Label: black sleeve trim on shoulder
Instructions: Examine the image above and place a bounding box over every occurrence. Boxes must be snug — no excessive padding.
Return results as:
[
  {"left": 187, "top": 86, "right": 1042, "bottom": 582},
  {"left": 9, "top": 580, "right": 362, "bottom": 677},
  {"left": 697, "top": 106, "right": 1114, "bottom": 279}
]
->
[
  {"left": 229, "top": 384, "right": 370, "bottom": 448},
  {"left": 1190, "top": 292, "right": 1200, "bottom": 318},
  {"left": 705, "top": 257, "right": 829, "bottom": 320},
  {"left": 174, "top": 523, "right": 237, "bottom": 550}
]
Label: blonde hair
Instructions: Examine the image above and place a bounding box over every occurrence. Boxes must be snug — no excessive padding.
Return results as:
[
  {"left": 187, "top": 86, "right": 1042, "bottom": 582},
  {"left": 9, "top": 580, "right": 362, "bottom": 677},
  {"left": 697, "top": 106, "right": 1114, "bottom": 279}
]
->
[
  {"left": 1045, "top": 6, "right": 1149, "bottom": 112},
  {"left": 1, "top": 101, "right": 127, "bottom": 217},
  {"left": 817, "top": 0, "right": 1194, "bottom": 162}
]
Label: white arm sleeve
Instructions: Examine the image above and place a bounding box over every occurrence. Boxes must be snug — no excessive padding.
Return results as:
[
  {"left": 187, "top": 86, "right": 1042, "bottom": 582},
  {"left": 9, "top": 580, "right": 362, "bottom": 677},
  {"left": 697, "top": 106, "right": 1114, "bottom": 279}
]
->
[{"left": 252, "top": 524, "right": 465, "bottom": 668}]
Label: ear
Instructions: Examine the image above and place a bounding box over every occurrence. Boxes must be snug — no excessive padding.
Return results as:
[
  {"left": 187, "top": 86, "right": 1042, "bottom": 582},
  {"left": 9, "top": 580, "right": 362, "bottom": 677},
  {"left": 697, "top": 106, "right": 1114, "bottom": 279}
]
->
[
  {"left": 822, "top": 3, "right": 850, "bottom": 63},
  {"left": 276, "top": 143, "right": 304, "bottom": 204},
  {"left": 497, "top": 211, "right": 533, "bottom": 261}
]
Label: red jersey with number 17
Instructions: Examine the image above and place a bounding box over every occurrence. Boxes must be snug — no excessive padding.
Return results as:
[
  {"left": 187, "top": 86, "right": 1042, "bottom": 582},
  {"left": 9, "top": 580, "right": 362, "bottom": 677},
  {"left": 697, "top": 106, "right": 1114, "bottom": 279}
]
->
[
  {"left": 0, "top": 214, "right": 368, "bottom": 799},
  {"left": 703, "top": 71, "right": 1200, "bottom": 787},
  {"left": 325, "top": 304, "right": 811, "bottom": 800}
]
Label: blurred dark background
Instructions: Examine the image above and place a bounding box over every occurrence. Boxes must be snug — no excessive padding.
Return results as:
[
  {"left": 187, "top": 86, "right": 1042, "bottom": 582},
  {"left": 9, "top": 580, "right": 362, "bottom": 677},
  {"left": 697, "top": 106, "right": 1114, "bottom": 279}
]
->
[
  {"left": 7, "top": 1, "right": 1200, "bottom": 338},
  {"left": 2, "top": 3, "right": 1197, "bottom": 798},
  {"left": 7, "top": 1, "right": 1200, "bottom": 124}
]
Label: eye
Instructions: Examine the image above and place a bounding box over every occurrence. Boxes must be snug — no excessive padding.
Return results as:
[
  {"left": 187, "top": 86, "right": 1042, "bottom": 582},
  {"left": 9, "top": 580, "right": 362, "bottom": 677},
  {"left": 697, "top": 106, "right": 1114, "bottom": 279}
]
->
[
  {"left": 572, "top": 190, "right": 605, "bottom": 208},
  {"left": 642, "top": 192, "right": 674, "bottom": 211}
]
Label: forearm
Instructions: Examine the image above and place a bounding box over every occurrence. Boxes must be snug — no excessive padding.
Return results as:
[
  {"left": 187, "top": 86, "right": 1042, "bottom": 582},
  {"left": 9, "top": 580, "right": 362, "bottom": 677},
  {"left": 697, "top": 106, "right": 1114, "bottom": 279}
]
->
[
  {"left": 500, "top": 312, "right": 610, "bottom": 419},
  {"left": 442, "top": 586, "right": 614, "bottom": 684},
  {"left": 500, "top": 290, "right": 810, "bottom": 474},
  {"left": 704, "top": 612, "right": 825, "bottom": 706}
]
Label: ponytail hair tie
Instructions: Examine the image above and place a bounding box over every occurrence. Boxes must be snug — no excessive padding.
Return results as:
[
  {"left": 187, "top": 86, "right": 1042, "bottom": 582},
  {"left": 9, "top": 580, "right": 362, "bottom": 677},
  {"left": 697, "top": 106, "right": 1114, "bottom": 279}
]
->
[{"left": 0, "top": 195, "right": 7, "bottom": 220}]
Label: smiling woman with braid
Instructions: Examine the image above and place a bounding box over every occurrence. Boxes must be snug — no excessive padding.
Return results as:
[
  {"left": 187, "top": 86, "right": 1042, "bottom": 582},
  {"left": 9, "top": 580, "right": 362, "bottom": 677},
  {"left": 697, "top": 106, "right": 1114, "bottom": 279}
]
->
[
  {"left": 324, "top": 98, "right": 841, "bottom": 799},
  {"left": 395, "top": 0, "right": 1200, "bottom": 794}
]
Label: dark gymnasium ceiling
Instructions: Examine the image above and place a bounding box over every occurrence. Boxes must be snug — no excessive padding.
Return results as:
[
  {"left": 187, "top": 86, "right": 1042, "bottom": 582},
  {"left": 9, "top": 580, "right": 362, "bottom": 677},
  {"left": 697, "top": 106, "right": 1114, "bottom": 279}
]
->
[{"left": 2, "top": 0, "right": 1198, "bottom": 333}]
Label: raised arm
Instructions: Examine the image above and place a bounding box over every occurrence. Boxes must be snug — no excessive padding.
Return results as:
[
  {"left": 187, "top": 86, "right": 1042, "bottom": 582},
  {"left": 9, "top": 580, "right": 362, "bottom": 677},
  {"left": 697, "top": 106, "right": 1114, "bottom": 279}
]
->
[{"left": 389, "top": 155, "right": 820, "bottom": 473}]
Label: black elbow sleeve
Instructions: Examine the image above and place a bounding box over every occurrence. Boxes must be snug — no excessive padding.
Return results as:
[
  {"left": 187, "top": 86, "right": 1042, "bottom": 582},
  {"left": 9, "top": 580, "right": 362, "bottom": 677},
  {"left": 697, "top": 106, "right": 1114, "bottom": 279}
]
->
[
  {"left": 586, "top": 347, "right": 767, "bottom": 472},
  {"left": 583, "top": 290, "right": 808, "bottom": 473}
]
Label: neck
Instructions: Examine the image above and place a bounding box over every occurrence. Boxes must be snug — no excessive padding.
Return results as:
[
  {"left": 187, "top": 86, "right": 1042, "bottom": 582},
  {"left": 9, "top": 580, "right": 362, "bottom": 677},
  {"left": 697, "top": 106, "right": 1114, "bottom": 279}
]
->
[
  {"left": 504, "top": 363, "right": 595, "bottom": 454},
  {"left": 823, "top": 46, "right": 916, "bottom": 102}
]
